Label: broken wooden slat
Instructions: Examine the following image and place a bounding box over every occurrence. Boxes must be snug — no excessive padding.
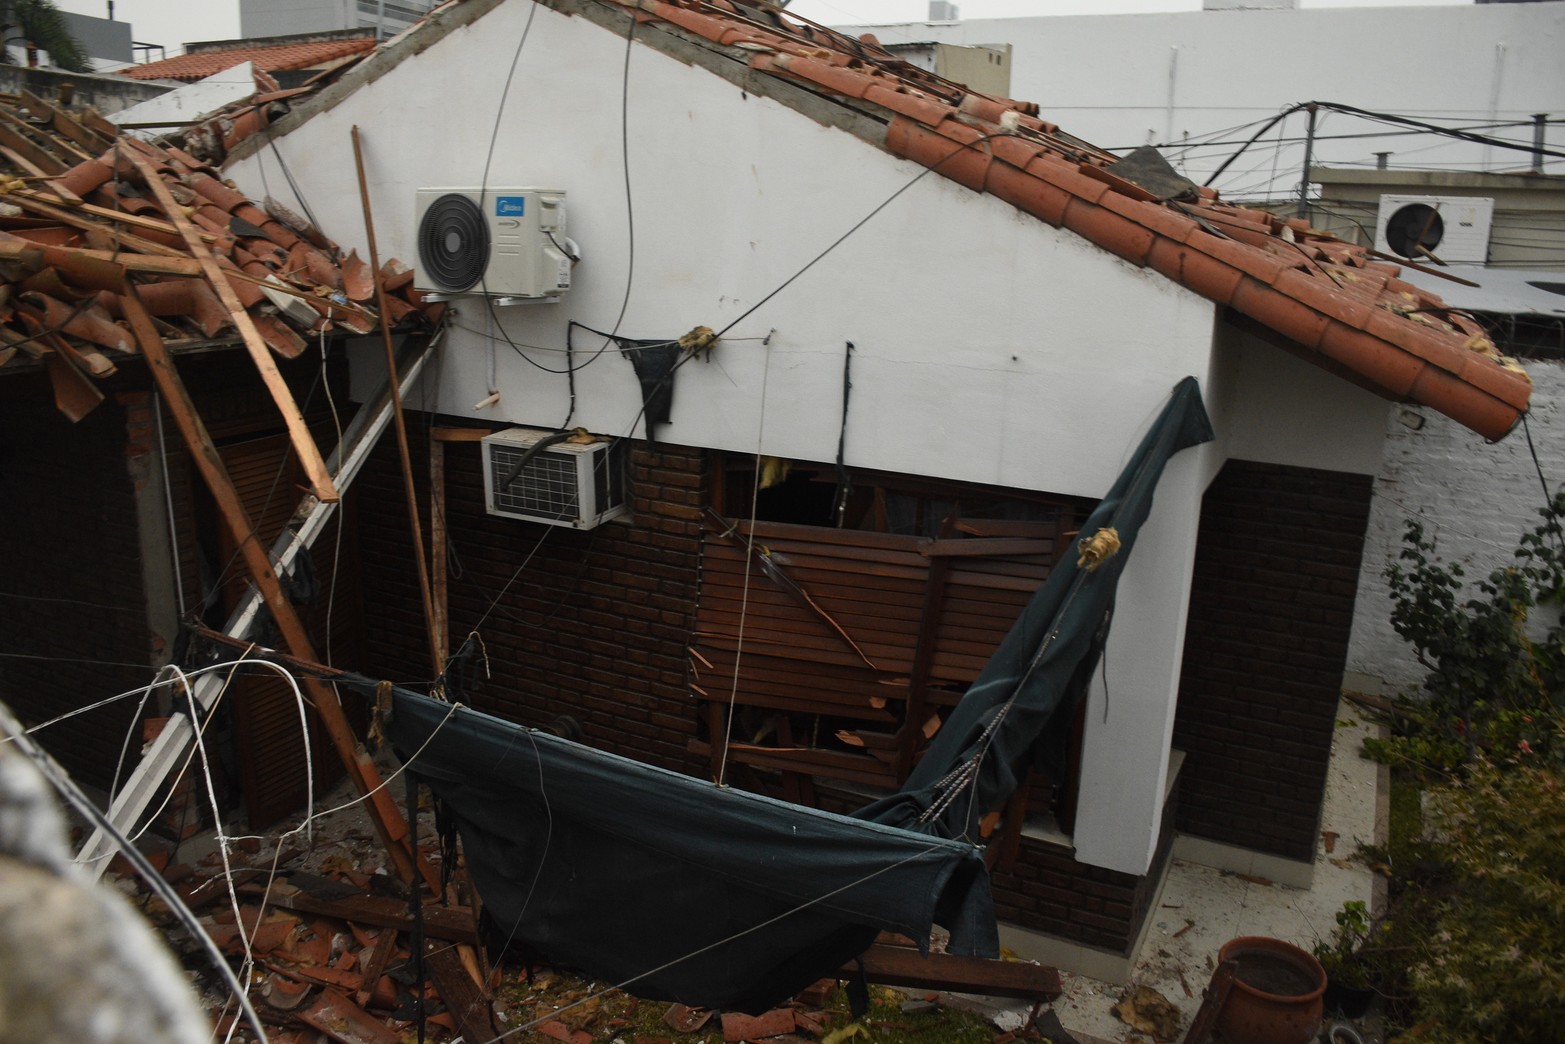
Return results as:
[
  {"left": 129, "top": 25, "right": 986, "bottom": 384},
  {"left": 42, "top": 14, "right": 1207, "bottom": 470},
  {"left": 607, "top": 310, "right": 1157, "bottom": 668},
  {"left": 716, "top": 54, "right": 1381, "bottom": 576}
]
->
[
  {"left": 123, "top": 148, "right": 339, "bottom": 504},
  {"left": 839, "top": 943, "right": 1062, "bottom": 1001},
  {"left": 18, "top": 90, "right": 113, "bottom": 154},
  {"left": 424, "top": 941, "right": 499, "bottom": 1042},
  {"left": 0, "top": 112, "right": 69, "bottom": 175},
  {"left": 354, "top": 928, "right": 399, "bottom": 1008},
  {"left": 0, "top": 231, "right": 206, "bottom": 276},
  {"left": 921, "top": 537, "right": 1055, "bottom": 558}
]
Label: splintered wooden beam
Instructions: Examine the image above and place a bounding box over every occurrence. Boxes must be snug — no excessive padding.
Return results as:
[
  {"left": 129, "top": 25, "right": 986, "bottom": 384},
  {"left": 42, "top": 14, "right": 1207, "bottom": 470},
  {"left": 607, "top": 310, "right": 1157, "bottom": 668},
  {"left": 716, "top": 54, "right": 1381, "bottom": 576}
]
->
[
  {"left": 111, "top": 270, "right": 433, "bottom": 893},
  {"left": 122, "top": 148, "right": 339, "bottom": 504}
]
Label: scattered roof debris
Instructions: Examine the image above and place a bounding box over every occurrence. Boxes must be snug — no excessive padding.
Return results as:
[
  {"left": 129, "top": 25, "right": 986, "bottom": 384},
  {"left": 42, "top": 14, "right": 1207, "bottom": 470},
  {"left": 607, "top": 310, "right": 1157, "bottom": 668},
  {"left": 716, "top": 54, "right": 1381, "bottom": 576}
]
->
[{"left": 0, "top": 90, "right": 431, "bottom": 420}]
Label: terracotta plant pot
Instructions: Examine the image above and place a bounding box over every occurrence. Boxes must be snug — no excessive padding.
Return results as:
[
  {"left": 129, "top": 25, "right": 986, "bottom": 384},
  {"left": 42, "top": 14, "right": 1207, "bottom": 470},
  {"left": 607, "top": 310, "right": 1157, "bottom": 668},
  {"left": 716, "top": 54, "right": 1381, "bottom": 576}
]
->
[{"left": 1214, "top": 936, "right": 1327, "bottom": 1044}]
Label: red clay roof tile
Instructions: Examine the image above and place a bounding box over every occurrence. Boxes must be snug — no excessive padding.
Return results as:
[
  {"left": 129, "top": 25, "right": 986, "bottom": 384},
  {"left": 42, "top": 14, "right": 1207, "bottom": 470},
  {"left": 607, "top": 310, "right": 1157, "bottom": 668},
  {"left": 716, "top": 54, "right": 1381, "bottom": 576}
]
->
[
  {"left": 118, "top": 37, "right": 375, "bottom": 83},
  {"left": 617, "top": 0, "right": 1530, "bottom": 439}
]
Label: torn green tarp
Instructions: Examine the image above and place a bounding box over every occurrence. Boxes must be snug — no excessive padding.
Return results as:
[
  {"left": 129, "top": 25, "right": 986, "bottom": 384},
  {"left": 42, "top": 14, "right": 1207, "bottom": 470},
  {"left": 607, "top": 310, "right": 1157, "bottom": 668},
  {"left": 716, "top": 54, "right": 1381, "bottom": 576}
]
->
[
  {"left": 857, "top": 375, "right": 1214, "bottom": 838},
  {"left": 383, "top": 376, "right": 1211, "bottom": 1012},
  {"left": 385, "top": 690, "right": 995, "bottom": 1012}
]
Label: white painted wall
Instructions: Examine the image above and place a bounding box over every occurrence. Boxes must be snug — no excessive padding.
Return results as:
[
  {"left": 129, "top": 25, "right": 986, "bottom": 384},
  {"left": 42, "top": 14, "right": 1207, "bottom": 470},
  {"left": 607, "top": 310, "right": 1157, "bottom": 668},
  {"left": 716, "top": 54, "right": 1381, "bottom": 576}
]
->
[
  {"left": 1348, "top": 360, "right": 1565, "bottom": 694},
  {"left": 1213, "top": 328, "right": 1390, "bottom": 478},
  {"left": 227, "top": 0, "right": 1391, "bottom": 877},
  {"left": 852, "top": 5, "right": 1565, "bottom": 196},
  {"left": 231, "top": 0, "right": 1219, "bottom": 501}
]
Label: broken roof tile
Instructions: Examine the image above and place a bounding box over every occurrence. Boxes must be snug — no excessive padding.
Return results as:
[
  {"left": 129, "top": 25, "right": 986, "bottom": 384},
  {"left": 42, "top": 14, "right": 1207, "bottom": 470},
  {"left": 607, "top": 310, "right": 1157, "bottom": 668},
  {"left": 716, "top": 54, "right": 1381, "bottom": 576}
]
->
[
  {"left": 0, "top": 97, "right": 434, "bottom": 420},
  {"left": 117, "top": 37, "right": 377, "bottom": 83}
]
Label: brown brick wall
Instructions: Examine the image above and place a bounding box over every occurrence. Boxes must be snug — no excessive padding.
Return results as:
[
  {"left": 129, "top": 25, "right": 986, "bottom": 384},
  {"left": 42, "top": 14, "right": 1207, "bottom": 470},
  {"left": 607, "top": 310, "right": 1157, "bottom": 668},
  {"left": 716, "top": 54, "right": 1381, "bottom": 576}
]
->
[
  {"left": 1173, "top": 459, "right": 1373, "bottom": 863},
  {"left": 356, "top": 418, "right": 706, "bottom": 773}
]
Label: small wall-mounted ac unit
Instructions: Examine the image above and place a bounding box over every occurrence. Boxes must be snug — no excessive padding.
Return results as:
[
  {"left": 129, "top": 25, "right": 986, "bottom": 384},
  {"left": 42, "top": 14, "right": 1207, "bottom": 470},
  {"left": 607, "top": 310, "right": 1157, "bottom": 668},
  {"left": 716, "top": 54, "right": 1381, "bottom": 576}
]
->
[
  {"left": 414, "top": 188, "right": 571, "bottom": 297},
  {"left": 1374, "top": 195, "right": 1494, "bottom": 266},
  {"left": 480, "top": 427, "right": 627, "bottom": 529}
]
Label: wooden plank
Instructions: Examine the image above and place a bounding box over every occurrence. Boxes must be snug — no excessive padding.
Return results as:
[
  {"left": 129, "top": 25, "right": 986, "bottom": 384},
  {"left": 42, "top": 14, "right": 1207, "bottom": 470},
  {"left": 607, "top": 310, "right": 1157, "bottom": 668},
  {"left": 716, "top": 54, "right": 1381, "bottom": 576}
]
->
[
  {"left": 921, "top": 537, "right": 1055, "bottom": 558},
  {"left": 0, "top": 233, "right": 206, "bottom": 275},
  {"left": 257, "top": 883, "right": 479, "bottom": 946},
  {"left": 14, "top": 189, "right": 216, "bottom": 243},
  {"left": 124, "top": 148, "right": 339, "bottom": 504},
  {"left": 20, "top": 89, "right": 113, "bottom": 152},
  {"left": 355, "top": 926, "right": 400, "bottom": 1008},
  {"left": 841, "top": 943, "right": 1061, "bottom": 1001},
  {"left": 0, "top": 112, "right": 67, "bottom": 174},
  {"left": 425, "top": 941, "right": 498, "bottom": 1042}
]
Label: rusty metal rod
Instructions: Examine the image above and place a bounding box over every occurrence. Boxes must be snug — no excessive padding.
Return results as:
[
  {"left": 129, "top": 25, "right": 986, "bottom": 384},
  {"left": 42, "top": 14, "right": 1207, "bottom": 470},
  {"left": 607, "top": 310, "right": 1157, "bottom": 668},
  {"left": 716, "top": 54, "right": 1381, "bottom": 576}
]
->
[{"left": 351, "top": 124, "right": 443, "bottom": 677}]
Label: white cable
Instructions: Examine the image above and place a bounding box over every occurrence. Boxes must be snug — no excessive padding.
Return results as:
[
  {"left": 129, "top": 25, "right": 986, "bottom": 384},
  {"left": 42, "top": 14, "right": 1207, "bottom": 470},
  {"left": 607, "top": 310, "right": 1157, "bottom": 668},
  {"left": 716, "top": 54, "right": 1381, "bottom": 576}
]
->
[
  {"left": 715, "top": 344, "right": 771, "bottom": 787},
  {"left": 153, "top": 391, "right": 187, "bottom": 618}
]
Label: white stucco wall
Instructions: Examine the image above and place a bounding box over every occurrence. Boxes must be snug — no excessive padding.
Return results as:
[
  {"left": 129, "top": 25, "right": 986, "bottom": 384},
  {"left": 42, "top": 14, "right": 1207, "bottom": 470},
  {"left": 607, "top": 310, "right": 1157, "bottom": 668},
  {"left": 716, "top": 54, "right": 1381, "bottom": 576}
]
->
[
  {"left": 233, "top": 0, "right": 1220, "bottom": 501},
  {"left": 853, "top": 5, "right": 1565, "bottom": 195},
  {"left": 224, "top": 0, "right": 1394, "bottom": 878},
  {"left": 1348, "top": 360, "right": 1565, "bottom": 695}
]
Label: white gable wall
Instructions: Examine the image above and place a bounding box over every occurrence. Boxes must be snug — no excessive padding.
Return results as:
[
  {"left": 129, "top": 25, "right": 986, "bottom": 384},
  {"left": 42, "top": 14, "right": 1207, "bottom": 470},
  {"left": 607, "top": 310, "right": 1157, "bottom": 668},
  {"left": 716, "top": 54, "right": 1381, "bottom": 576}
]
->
[{"left": 226, "top": 0, "right": 1387, "bottom": 879}]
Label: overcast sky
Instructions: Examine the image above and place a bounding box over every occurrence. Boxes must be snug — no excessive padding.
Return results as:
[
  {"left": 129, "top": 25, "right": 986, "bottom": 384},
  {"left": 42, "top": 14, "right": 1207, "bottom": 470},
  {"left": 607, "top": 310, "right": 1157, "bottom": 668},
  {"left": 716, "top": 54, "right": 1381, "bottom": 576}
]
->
[{"left": 55, "top": 0, "right": 1474, "bottom": 60}]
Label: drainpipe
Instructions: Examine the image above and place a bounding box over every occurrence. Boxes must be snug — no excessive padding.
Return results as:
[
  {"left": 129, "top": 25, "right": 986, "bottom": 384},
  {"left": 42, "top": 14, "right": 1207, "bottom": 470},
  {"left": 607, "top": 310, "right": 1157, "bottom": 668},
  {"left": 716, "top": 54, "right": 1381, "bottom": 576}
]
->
[
  {"left": 1296, "top": 102, "right": 1317, "bottom": 221},
  {"left": 1374, "top": 152, "right": 1390, "bottom": 171},
  {"left": 1534, "top": 113, "right": 1549, "bottom": 174}
]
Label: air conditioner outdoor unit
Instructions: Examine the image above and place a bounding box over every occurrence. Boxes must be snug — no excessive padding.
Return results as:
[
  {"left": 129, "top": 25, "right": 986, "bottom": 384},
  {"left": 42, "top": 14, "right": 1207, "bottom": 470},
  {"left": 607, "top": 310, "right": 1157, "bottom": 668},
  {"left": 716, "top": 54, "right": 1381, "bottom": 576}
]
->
[
  {"left": 414, "top": 188, "right": 571, "bottom": 297},
  {"left": 1374, "top": 195, "right": 1494, "bottom": 266},
  {"left": 480, "top": 427, "right": 627, "bottom": 529}
]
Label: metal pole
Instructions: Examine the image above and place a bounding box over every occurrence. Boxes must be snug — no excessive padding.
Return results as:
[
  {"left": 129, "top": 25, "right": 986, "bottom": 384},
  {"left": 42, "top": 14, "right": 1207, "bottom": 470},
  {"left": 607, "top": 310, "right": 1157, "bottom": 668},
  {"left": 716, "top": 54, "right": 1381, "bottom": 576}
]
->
[{"left": 1297, "top": 102, "right": 1318, "bottom": 221}]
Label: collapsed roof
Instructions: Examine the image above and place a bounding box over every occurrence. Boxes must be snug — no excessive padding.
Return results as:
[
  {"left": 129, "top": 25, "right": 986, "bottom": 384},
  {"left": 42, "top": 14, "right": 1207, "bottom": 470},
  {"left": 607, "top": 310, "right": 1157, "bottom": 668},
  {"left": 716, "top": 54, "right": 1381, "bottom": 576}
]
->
[{"left": 0, "top": 86, "right": 427, "bottom": 421}]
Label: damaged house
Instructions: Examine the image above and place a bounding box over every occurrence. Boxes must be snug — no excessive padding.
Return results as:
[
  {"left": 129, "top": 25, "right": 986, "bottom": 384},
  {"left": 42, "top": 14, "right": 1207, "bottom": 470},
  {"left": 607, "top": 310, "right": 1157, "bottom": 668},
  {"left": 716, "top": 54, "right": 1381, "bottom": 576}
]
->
[{"left": 0, "top": 0, "right": 1535, "bottom": 1002}]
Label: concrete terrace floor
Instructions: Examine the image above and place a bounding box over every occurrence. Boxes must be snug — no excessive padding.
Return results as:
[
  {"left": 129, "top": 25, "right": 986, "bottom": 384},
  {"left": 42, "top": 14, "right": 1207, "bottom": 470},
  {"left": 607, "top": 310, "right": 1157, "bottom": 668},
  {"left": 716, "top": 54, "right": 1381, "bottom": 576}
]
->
[{"left": 967, "top": 699, "right": 1387, "bottom": 1043}]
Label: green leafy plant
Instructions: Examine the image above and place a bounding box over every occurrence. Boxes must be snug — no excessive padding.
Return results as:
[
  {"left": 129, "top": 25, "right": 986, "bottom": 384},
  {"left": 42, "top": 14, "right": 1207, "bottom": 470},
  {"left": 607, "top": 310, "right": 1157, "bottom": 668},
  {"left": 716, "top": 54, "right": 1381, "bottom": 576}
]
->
[
  {"left": 1402, "top": 740, "right": 1565, "bottom": 1042},
  {"left": 1313, "top": 899, "right": 1375, "bottom": 991},
  {"left": 1369, "top": 493, "right": 1565, "bottom": 775}
]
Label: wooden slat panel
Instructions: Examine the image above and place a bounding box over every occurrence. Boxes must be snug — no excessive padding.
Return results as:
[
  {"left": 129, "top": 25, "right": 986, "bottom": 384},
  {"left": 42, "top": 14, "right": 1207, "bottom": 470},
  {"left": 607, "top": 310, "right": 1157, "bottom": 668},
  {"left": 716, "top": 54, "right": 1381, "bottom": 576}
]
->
[{"left": 694, "top": 517, "right": 1054, "bottom": 792}]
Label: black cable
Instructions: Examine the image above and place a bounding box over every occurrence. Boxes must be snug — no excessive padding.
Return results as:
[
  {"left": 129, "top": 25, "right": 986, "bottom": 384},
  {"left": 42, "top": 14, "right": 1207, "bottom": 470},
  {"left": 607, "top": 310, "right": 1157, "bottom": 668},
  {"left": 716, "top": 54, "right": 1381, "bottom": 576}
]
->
[
  {"left": 831, "top": 340, "right": 854, "bottom": 527},
  {"left": 714, "top": 130, "right": 1034, "bottom": 340},
  {"left": 481, "top": 9, "right": 639, "bottom": 398},
  {"left": 1205, "top": 101, "right": 1565, "bottom": 188}
]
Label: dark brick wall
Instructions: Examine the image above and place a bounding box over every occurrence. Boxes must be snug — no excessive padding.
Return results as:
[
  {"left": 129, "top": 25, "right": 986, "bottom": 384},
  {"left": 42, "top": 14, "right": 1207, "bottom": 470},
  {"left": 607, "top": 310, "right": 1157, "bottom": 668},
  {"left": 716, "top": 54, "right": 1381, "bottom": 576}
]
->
[
  {"left": 0, "top": 349, "right": 355, "bottom": 795},
  {"left": 356, "top": 417, "right": 706, "bottom": 773},
  {"left": 0, "top": 376, "right": 153, "bottom": 788},
  {"left": 1173, "top": 459, "right": 1373, "bottom": 863},
  {"left": 989, "top": 783, "right": 1179, "bottom": 955}
]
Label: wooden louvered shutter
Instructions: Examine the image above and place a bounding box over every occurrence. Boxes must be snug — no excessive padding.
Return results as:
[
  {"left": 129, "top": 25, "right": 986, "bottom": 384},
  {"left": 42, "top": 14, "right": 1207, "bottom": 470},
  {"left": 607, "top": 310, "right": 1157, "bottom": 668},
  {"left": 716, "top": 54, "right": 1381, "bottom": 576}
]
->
[{"left": 218, "top": 431, "right": 363, "bottom": 828}]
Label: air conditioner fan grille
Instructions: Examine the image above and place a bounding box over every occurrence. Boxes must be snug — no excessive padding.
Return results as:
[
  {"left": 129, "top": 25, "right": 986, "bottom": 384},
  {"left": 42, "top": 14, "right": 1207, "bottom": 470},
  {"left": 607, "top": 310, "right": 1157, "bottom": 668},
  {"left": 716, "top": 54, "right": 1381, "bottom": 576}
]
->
[
  {"left": 418, "top": 192, "right": 489, "bottom": 291},
  {"left": 489, "top": 446, "right": 579, "bottom": 521}
]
